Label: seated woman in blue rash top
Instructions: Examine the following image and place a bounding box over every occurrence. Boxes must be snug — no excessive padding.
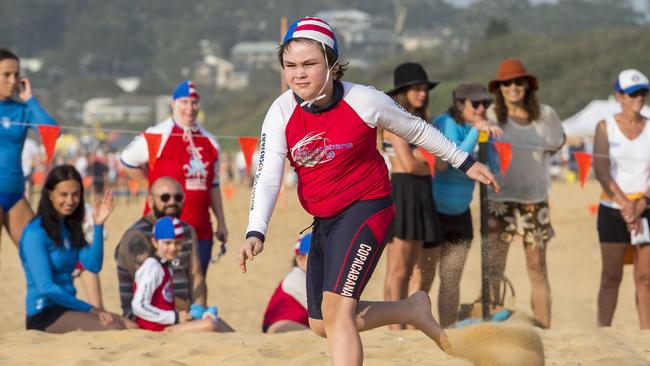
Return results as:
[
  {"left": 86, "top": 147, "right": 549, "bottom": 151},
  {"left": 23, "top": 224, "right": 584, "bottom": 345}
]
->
[{"left": 19, "top": 165, "right": 137, "bottom": 332}]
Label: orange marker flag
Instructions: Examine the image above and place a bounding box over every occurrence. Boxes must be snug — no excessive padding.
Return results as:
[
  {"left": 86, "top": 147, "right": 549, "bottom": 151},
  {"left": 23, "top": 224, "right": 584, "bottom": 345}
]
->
[
  {"left": 223, "top": 185, "right": 235, "bottom": 200},
  {"left": 82, "top": 176, "right": 93, "bottom": 189},
  {"left": 575, "top": 152, "right": 593, "bottom": 188},
  {"left": 492, "top": 141, "right": 513, "bottom": 176},
  {"left": 239, "top": 137, "right": 258, "bottom": 175},
  {"left": 143, "top": 133, "right": 162, "bottom": 170},
  {"left": 417, "top": 147, "right": 436, "bottom": 176},
  {"left": 624, "top": 245, "right": 634, "bottom": 265},
  {"left": 587, "top": 203, "right": 599, "bottom": 216},
  {"left": 37, "top": 125, "right": 60, "bottom": 165}
]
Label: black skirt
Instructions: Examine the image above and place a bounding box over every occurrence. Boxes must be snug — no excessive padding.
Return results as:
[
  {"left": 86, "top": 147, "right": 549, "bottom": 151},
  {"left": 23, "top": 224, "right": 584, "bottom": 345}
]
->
[{"left": 387, "top": 173, "right": 441, "bottom": 248}]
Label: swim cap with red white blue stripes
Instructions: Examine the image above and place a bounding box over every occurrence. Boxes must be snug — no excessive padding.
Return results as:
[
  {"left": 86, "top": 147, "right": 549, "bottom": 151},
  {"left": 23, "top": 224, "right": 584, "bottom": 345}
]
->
[
  {"left": 283, "top": 17, "right": 338, "bottom": 57},
  {"left": 154, "top": 216, "right": 184, "bottom": 240},
  {"left": 172, "top": 80, "right": 200, "bottom": 100}
]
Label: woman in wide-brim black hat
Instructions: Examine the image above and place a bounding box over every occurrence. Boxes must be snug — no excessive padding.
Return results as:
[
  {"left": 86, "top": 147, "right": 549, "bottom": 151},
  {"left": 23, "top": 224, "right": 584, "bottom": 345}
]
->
[
  {"left": 382, "top": 63, "right": 443, "bottom": 330},
  {"left": 386, "top": 62, "right": 438, "bottom": 97}
]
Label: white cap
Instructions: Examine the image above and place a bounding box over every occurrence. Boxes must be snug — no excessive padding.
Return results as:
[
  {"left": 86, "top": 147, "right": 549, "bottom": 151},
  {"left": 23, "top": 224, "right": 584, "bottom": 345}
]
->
[{"left": 615, "top": 69, "right": 649, "bottom": 94}]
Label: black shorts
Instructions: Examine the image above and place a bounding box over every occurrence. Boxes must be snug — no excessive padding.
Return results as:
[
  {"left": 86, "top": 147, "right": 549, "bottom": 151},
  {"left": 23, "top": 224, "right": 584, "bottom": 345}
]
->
[
  {"left": 388, "top": 173, "right": 441, "bottom": 249},
  {"left": 26, "top": 306, "right": 69, "bottom": 331},
  {"left": 307, "top": 196, "right": 394, "bottom": 320},
  {"left": 438, "top": 209, "right": 473, "bottom": 246},
  {"left": 598, "top": 204, "right": 650, "bottom": 243}
]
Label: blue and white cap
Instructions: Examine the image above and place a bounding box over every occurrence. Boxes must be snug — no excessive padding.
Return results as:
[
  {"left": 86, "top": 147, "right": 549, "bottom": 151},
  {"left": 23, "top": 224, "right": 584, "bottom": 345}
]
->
[
  {"left": 615, "top": 69, "right": 649, "bottom": 94},
  {"left": 154, "top": 216, "right": 184, "bottom": 240},
  {"left": 294, "top": 232, "right": 312, "bottom": 255},
  {"left": 283, "top": 17, "right": 338, "bottom": 57},
  {"left": 173, "top": 80, "right": 200, "bottom": 100}
]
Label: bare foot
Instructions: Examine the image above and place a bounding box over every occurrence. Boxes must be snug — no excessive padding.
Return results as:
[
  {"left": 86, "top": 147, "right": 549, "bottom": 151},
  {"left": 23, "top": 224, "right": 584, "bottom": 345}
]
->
[{"left": 407, "top": 291, "right": 454, "bottom": 354}]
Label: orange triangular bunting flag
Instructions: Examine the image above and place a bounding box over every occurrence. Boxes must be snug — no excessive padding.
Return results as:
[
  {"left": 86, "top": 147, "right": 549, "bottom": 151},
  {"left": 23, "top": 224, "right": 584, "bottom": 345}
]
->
[
  {"left": 37, "top": 125, "right": 60, "bottom": 165},
  {"left": 223, "top": 185, "right": 235, "bottom": 200},
  {"left": 417, "top": 147, "right": 436, "bottom": 176},
  {"left": 238, "top": 137, "right": 258, "bottom": 175},
  {"left": 143, "top": 133, "right": 162, "bottom": 170},
  {"left": 575, "top": 152, "right": 592, "bottom": 188},
  {"left": 492, "top": 141, "right": 513, "bottom": 176},
  {"left": 588, "top": 203, "right": 598, "bottom": 216}
]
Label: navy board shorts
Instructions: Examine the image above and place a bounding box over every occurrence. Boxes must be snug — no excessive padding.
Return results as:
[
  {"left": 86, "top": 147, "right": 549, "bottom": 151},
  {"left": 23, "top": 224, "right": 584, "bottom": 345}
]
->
[{"left": 306, "top": 196, "right": 395, "bottom": 320}]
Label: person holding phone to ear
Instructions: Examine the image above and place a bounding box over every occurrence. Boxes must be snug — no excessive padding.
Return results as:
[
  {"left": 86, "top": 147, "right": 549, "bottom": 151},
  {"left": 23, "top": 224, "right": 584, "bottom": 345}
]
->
[{"left": 0, "top": 48, "right": 58, "bottom": 250}]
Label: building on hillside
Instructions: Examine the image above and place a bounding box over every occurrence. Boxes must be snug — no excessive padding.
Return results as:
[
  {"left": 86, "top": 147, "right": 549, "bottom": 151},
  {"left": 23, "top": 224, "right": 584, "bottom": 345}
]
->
[
  {"left": 231, "top": 41, "right": 279, "bottom": 71},
  {"left": 83, "top": 95, "right": 171, "bottom": 125},
  {"left": 316, "top": 9, "right": 373, "bottom": 46},
  {"left": 398, "top": 28, "right": 465, "bottom": 52},
  {"left": 193, "top": 54, "right": 249, "bottom": 90},
  {"left": 20, "top": 58, "right": 44, "bottom": 73},
  {"left": 316, "top": 9, "right": 397, "bottom": 58}
]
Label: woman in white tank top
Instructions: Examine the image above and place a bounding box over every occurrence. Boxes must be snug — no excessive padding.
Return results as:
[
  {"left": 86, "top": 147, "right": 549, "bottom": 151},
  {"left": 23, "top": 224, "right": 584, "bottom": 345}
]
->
[{"left": 593, "top": 68, "right": 650, "bottom": 329}]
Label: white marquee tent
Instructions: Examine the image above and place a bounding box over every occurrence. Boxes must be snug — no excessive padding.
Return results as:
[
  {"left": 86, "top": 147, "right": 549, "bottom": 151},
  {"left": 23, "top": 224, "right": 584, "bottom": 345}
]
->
[{"left": 562, "top": 96, "right": 650, "bottom": 138}]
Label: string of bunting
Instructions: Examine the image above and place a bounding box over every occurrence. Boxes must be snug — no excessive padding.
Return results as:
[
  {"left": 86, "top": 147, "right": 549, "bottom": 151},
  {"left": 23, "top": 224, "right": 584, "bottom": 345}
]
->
[{"left": 12, "top": 119, "right": 634, "bottom": 193}]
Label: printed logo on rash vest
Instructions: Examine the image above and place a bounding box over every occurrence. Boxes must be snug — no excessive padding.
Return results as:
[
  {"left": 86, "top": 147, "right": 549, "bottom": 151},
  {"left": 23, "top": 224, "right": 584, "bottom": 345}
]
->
[
  {"left": 162, "top": 278, "right": 174, "bottom": 303},
  {"left": 341, "top": 244, "right": 372, "bottom": 297},
  {"left": 184, "top": 151, "right": 209, "bottom": 191},
  {"left": 291, "top": 131, "right": 353, "bottom": 167}
]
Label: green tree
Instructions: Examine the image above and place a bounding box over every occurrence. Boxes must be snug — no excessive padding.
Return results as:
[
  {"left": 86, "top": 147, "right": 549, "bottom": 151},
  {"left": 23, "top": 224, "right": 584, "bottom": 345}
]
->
[{"left": 484, "top": 17, "right": 511, "bottom": 39}]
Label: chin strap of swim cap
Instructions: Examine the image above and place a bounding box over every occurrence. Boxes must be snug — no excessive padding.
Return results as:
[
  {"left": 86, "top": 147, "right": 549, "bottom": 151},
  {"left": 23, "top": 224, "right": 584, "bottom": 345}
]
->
[{"left": 300, "top": 43, "right": 339, "bottom": 108}]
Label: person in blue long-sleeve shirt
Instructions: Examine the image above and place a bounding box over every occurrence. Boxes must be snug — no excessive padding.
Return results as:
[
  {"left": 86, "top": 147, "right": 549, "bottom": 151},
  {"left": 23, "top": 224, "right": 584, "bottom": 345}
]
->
[
  {"left": 430, "top": 83, "right": 502, "bottom": 327},
  {"left": 0, "top": 49, "right": 58, "bottom": 250},
  {"left": 19, "top": 165, "right": 136, "bottom": 332}
]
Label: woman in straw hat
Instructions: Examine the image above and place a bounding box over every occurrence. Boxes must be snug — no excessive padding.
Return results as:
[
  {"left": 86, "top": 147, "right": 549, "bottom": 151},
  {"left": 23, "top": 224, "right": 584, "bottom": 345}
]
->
[
  {"left": 485, "top": 59, "right": 565, "bottom": 329},
  {"left": 593, "top": 69, "right": 650, "bottom": 329},
  {"left": 381, "top": 62, "right": 443, "bottom": 330},
  {"left": 238, "top": 16, "right": 500, "bottom": 365}
]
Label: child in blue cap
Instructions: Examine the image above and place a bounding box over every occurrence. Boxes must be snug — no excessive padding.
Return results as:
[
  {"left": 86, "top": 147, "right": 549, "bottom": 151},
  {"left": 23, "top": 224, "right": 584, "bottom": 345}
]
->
[{"left": 131, "top": 216, "right": 225, "bottom": 332}]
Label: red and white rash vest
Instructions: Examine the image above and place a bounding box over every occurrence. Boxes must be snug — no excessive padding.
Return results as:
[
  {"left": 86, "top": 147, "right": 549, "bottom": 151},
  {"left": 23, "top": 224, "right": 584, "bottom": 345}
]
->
[
  {"left": 263, "top": 266, "right": 308, "bottom": 329},
  {"left": 132, "top": 256, "right": 177, "bottom": 331},
  {"left": 246, "top": 81, "right": 473, "bottom": 240},
  {"left": 121, "top": 119, "right": 220, "bottom": 240}
]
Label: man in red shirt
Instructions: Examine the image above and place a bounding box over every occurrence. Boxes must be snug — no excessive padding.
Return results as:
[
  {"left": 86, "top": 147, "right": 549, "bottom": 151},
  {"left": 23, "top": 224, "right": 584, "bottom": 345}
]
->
[{"left": 121, "top": 81, "right": 227, "bottom": 275}]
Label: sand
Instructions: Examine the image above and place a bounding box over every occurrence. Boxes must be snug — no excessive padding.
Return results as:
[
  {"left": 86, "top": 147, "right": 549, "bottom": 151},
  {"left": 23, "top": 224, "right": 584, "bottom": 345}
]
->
[{"left": 1, "top": 180, "right": 649, "bottom": 365}]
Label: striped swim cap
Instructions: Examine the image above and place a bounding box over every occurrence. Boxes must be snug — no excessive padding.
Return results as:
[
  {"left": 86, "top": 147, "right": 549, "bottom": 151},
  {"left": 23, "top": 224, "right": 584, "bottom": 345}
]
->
[
  {"left": 294, "top": 232, "right": 312, "bottom": 255},
  {"left": 154, "top": 216, "right": 184, "bottom": 240},
  {"left": 283, "top": 17, "right": 338, "bottom": 57},
  {"left": 172, "top": 80, "right": 200, "bottom": 100}
]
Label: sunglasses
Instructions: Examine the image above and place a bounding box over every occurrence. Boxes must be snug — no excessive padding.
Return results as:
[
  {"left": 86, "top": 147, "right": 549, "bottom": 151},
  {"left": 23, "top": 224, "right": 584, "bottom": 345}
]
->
[
  {"left": 501, "top": 78, "right": 527, "bottom": 87},
  {"left": 628, "top": 89, "right": 649, "bottom": 98},
  {"left": 157, "top": 193, "right": 184, "bottom": 202},
  {"left": 470, "top": 100, "right": 492, "bottom": 109}
]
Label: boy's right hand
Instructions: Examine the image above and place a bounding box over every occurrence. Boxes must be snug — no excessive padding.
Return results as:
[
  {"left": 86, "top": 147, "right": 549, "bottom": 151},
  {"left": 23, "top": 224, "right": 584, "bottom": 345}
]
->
[{"left": 238, "top": 237, "right": 264, "bottom": 273}]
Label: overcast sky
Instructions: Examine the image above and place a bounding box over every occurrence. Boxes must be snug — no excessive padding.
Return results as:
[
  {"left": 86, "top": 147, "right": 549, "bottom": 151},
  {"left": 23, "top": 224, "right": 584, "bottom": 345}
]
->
[{"left": 448, "top": 0, "right": 648, "bottom": 13}]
